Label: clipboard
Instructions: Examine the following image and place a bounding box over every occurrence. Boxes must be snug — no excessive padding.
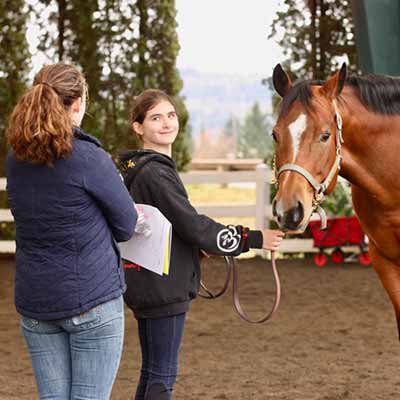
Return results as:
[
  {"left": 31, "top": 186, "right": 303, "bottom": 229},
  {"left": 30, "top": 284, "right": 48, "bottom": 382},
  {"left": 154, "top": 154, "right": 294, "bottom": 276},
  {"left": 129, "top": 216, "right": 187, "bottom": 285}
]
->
[{"left": 118, "top": 204, "right": 172, "bottom": 276}]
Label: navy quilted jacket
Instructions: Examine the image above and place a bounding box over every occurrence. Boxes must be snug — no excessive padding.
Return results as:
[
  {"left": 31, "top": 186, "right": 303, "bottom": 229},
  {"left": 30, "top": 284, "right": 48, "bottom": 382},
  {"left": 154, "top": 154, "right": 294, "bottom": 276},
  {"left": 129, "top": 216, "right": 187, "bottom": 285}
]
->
[{"left": 6, "top": 129, "right": 137, "bottom": 320}]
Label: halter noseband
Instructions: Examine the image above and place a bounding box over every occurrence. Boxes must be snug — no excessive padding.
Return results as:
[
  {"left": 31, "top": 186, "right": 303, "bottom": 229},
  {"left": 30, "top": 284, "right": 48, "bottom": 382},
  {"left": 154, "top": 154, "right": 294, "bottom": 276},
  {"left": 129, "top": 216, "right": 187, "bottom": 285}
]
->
[{"left": 273, "top": 100, "right": 344, "bottom": 230}]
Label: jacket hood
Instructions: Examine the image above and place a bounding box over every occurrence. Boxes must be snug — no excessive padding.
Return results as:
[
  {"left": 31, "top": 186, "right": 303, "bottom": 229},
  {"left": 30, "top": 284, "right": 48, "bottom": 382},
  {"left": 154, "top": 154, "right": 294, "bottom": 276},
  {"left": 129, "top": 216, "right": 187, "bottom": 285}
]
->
[{"left": 118, "top": 149, "right": 176, "bottom": 189}]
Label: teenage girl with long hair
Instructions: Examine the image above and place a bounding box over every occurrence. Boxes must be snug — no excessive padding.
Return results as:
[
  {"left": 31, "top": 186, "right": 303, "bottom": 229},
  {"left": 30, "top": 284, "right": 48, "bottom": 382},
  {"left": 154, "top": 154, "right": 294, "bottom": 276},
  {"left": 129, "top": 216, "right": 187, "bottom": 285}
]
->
[{"left": 120, "top": 89, "right": 284, "bottom": 400}]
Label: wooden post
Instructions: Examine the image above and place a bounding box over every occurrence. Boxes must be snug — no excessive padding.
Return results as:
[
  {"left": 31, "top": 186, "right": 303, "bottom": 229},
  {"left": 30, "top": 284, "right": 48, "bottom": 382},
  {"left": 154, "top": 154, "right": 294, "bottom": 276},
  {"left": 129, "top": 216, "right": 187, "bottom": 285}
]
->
[
  {"left": 217, "top": 165, "right": 228, "bottom": 188},
  {"left": 255, "top": 163, "right": 269, "bottom": 230}
]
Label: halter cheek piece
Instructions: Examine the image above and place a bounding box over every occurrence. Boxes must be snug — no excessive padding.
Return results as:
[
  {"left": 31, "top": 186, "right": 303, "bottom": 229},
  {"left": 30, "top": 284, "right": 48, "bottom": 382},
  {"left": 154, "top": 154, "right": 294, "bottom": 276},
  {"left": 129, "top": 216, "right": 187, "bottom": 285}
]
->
[{"left": 273, "top": 100, "right": 344, "bottom": 229}]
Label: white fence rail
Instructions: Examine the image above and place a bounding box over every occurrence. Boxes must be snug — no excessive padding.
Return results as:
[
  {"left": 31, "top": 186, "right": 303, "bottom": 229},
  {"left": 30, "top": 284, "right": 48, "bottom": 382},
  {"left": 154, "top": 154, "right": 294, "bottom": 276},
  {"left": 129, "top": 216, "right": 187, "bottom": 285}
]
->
[
  {"left": 180, "top": 165, "right": 272, "bottom": 229},
  {"left": 0, "top": 167, "right": 313, "bottom": 254},
  {"left": 0, "top": 178, "right": 16, "bottom": 253}
]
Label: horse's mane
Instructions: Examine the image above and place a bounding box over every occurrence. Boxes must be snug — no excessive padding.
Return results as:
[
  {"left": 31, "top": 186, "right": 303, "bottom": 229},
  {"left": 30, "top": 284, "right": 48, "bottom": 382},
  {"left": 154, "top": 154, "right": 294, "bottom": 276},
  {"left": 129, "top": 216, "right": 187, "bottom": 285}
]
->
[
  {"left": 346, "top": 75, "right": 400, "bottom": 115},
  {"left": 279, "top": 75, "right": 400, "bottom": 116}
]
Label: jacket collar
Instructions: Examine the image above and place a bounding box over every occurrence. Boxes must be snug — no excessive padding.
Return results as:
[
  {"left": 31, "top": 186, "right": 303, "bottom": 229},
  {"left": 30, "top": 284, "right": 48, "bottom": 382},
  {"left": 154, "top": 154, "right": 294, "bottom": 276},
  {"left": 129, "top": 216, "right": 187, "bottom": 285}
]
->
[
  {"left": 73, "top": 127, "right": 102, "bottom": 148},
  {"left": 119, "top": 149, "right": 176, "bottom": 188}
]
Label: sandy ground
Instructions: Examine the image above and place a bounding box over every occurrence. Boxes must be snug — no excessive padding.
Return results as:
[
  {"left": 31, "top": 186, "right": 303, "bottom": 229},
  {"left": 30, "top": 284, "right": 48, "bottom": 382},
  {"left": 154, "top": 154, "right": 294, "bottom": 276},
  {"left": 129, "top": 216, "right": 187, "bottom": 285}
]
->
[{"left": 1, "top": 255, "right": 400, "bottom": 400}]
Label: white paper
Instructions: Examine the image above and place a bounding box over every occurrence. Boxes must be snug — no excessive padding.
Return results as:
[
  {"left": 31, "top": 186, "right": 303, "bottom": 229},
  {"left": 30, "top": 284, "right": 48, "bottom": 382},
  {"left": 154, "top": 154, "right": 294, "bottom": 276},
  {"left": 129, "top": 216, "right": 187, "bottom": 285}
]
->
[{"left": 118, "top": 204, "right": 172, "bottom": 275}]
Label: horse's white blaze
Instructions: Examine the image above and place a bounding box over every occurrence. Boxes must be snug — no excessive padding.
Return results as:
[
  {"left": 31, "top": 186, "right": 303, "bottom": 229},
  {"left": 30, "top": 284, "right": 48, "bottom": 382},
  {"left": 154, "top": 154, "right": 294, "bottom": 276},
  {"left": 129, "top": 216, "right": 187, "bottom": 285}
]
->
[{"left": 289, "top": 114, "right": 307, "bottom": 162}]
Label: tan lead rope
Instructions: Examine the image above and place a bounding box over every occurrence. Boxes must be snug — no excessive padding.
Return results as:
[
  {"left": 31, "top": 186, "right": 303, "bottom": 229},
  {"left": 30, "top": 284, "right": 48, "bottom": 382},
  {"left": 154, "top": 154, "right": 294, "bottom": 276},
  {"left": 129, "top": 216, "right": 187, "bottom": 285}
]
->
[
  {"left": 231, "top": 251, "right": 281, "bottom": 324},
  {"left": 198, "top": 258, "right": 232, "bottom": 299},
  {"left": 199, "top": 252, "right": 282, "bottom": 323}
]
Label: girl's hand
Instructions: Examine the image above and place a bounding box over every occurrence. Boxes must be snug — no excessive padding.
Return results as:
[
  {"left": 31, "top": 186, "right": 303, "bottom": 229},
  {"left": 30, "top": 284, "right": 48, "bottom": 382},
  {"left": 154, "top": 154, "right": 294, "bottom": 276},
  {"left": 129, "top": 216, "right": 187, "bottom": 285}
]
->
[{"left": 261, "top": 229, "right": 285, "bottom": 251}]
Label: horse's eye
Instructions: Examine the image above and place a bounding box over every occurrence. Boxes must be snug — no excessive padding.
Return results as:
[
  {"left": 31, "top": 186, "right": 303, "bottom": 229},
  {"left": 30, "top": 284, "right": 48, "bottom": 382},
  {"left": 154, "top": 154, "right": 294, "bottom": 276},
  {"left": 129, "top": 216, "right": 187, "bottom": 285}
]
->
[
  {"left": 320, "top": 131, "right": 331, "bottom": 142},
  {"left": 272, "top": 131, "right": 278, "bottom": 142}
]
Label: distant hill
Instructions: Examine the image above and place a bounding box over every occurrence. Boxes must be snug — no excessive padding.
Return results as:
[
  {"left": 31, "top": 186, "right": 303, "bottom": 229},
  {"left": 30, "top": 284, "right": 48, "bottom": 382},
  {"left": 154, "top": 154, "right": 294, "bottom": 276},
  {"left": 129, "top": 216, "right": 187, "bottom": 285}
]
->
[{"left": 179, "top": 68, "right": 273, "bottom": 138}]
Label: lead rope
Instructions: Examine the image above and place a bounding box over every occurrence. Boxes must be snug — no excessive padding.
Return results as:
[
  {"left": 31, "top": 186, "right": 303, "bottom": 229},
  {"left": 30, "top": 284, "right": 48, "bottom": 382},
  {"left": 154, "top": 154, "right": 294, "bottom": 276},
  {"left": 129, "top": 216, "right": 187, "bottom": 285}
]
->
[
  {"left": 199, "top": 252, "right": 281, "bottom": 323},
  {"left": 198, "top": 257, "right": 232, "bottom": 299},
  {"left": 231, "top": 251, "right": 281, "bottom": 323}
]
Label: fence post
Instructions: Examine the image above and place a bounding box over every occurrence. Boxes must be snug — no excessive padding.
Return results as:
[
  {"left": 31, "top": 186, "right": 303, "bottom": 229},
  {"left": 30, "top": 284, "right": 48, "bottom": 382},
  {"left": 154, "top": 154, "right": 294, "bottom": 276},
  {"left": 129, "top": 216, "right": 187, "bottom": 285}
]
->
[{"left": 255, "top": 163, "right": 270, "bottom": 231}]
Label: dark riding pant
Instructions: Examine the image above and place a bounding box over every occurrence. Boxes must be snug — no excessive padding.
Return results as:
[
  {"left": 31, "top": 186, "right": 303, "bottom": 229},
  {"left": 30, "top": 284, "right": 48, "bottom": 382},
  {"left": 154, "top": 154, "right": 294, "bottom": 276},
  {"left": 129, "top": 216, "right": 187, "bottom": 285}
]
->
[{"left": 135, "top": 313, "right": 186, "bottom": 400}]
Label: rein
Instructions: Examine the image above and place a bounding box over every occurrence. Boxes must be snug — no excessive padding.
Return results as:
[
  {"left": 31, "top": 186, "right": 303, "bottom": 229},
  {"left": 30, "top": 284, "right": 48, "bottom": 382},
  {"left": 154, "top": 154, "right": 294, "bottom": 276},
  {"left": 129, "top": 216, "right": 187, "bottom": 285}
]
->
[
  {"left": 198, "top": 256, "right": 231, "bottom": 299},
  {"left": 199, "top": 252, "right": 281, "bottom": 324},
  {"left": 273, "top": 101, "right": 344, "bottom": 229}
]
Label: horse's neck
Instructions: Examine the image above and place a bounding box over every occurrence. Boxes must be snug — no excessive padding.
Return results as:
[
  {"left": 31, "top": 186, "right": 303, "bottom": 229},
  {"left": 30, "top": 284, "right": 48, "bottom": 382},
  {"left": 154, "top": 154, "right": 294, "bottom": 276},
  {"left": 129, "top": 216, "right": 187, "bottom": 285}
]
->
[{"left": 340, "top": 101, "right": 400, "bottom": 200}]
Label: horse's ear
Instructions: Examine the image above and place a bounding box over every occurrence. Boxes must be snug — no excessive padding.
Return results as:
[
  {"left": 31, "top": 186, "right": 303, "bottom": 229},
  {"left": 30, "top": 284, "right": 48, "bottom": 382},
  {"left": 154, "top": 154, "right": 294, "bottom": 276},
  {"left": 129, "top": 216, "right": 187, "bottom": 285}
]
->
[
  {"left": 321, "top": 63, "right": 347, "bottom": 99},
  {"left": 337, "top": 63, "right": 347, "bottom": 93},
  {"left": 273, "top": 64, "right": 292, "bottom": 97}
]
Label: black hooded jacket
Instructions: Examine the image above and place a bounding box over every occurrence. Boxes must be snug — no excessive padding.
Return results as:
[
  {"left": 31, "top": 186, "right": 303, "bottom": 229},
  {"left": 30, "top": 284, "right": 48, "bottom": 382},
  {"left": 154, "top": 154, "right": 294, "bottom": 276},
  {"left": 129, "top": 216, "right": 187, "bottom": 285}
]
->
[{"left": 119, "top": 149, "right": 263, "bottom": 319}]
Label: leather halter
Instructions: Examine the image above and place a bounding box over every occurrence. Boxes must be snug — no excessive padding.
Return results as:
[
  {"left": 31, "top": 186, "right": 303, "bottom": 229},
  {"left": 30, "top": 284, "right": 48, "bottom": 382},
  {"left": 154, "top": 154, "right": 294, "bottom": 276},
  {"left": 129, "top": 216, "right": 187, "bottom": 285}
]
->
[{"left": 274, "top": 101, "right": 344, "bottom": 229}]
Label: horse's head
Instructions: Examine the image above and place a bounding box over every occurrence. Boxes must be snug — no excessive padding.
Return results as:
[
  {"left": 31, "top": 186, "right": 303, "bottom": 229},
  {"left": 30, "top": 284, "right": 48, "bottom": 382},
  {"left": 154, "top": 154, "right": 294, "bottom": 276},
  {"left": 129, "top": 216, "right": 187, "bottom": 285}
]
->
[{"left": 271, "top": 63, "right": 347, "bottom": 233}]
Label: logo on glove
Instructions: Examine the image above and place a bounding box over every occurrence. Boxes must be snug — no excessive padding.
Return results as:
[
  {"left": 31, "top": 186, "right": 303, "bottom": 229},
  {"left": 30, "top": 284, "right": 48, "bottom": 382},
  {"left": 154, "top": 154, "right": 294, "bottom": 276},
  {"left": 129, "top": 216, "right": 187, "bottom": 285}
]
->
[{"left": 217, "top": 226, "right": 241, "bottom": 252}]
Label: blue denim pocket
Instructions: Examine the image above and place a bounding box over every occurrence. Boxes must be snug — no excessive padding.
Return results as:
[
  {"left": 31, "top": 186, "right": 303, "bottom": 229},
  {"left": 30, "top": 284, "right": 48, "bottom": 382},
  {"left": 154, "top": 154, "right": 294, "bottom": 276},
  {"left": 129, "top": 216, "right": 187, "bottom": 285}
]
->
[
  {"left": 71, "top": 307, "right": 100, "bottom": 328},
  {"left": 21, "top": 316, "right": 40, "bottom": 330}
]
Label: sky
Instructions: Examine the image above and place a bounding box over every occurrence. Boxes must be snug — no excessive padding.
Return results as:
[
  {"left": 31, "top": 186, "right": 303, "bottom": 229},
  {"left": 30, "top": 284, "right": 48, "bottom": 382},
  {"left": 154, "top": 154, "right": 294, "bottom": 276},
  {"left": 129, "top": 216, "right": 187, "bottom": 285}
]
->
[{"left": 175, "top": 0, "right": 284, "bottom": 76}]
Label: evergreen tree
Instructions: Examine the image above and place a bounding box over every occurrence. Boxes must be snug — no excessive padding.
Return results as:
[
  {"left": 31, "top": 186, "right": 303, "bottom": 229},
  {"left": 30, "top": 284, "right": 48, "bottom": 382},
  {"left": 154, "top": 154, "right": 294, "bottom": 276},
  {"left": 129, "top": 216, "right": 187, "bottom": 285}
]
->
[
  {"left": 134, "top": 0, "right": 191, "bottom": 170},
  {"left": 34, "top": 0, "right": 71, "bottom": 62},
  {"left": 269, "top": 0, "right": 358, "bottom": 79},
  {"left": 172, "top": 98, "right": 191, "bottom": 171},
  {"left": 91, "top": 0, "right": 134, "bottom": 152},
  {"left": 33, "top": 0, "right": 190, "bottom": 169},
  {"left": 237, "top": 103, "right": 273, "bottom": 162},
  {"left": 0, "top": 0, "right": 30, "bottom": 175},
  {"left": 34, "top": 0, "right": 112, "bottom": 146}
]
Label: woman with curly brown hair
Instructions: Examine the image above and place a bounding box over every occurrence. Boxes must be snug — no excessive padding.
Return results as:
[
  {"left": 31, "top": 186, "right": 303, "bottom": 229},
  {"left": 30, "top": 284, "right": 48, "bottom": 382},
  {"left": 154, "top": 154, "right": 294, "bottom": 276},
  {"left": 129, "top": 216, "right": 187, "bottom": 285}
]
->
[{"left": 6, "top": 63, "right": 138, "bottom": 400}]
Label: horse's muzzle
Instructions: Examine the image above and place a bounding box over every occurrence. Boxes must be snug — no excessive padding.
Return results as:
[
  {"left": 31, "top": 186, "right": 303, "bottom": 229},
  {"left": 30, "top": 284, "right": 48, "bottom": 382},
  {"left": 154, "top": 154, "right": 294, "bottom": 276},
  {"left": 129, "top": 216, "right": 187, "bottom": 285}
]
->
[{"left": 273, "top": 199, "right": 305, "bottom": 232}]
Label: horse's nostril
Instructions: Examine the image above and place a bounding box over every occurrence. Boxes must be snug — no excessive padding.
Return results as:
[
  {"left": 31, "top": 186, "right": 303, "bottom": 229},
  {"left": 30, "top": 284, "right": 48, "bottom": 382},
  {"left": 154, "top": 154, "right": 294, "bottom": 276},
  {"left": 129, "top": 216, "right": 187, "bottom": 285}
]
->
[
  {"left": 296, "top": 201, "right": 304, "bottom": 222},
  {"left": 272, "top": 199, "right": 277, "bottom": 217},
  {"left": 282, "top": 201, "right": 304, "bottom": 230},
  {"left": 291, "top": 201, "right": 304, "bottom": 225}
]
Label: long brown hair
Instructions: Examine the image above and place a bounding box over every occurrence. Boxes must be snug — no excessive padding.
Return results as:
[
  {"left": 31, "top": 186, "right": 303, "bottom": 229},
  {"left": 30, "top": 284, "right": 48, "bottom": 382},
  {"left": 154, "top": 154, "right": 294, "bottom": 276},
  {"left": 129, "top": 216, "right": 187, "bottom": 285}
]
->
[
  {"left": 131, "top": 89, "right": 178, "bottom": 142},
  {"left": 7, "top": 63, "right": 87, "bottom": 165}
]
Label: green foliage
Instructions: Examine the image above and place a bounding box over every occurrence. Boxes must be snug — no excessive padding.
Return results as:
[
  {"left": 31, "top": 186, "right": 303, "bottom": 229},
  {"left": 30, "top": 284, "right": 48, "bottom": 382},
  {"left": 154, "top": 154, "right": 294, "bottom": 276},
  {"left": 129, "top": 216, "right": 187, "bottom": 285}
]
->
[
  {"left": 269, "top": 0, "right": 359, "bottom": 79},
  {"left": 237, "top": 102, "right": 274, "bottom": 162},
  {"left": 267, "top": 178, "right": 353, "bottom": 231},
  {"left": 323, "top": 181, "right": 353, "bottom": 216},
  {"left": 0, "top": 0, "right": 30, "bottom": 175},
  {"left": 172, "top": 97, "right": 192, "bottom": 171},
  {"left": 33, "top": 0, "right": 190, "bottom": 169},
  {"left": 0, "top": 222, "right": 15, "bottom": 240},
  {"left": 134, "top": 0, "right": 190, "bottom": 170},
  {"left": 33, "top": 0, "right": 136, "bottom": 152}
]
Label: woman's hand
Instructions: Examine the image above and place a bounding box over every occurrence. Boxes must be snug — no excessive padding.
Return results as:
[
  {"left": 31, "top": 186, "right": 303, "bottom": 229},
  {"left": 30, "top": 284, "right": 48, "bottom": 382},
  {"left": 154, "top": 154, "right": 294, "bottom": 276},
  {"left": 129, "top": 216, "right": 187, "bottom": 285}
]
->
[
  {"left": 134, "top": 205, "right": 152, "bottom": 237},
  {"left": 261, "top": 229, "right": 285, "bottom": 251}
]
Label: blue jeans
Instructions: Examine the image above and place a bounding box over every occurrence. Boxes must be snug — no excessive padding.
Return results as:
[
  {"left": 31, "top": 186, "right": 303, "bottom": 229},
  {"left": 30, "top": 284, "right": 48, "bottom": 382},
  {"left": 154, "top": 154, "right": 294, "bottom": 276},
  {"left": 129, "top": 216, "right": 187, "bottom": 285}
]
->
[
  {"left": 21, "top": 296, "right": 124, "bottom": 400},
  {"left": 135, "top": 313, "right": 186, "bottom": 400}
]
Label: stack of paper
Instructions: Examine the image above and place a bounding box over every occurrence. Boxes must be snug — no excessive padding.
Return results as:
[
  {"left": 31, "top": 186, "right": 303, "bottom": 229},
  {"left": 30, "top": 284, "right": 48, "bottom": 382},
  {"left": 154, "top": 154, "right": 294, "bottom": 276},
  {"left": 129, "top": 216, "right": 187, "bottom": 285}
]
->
[{"left": 118, "top": 204, "right": 172, "bottom": 276}]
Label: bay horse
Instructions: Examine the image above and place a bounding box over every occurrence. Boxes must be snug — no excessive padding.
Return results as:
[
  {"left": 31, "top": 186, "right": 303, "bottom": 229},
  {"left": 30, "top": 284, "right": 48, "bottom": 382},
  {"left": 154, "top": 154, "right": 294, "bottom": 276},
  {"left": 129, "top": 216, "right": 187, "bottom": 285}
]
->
[{"left": 271, "top": 63, "right": 400, "bottom": 338}]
